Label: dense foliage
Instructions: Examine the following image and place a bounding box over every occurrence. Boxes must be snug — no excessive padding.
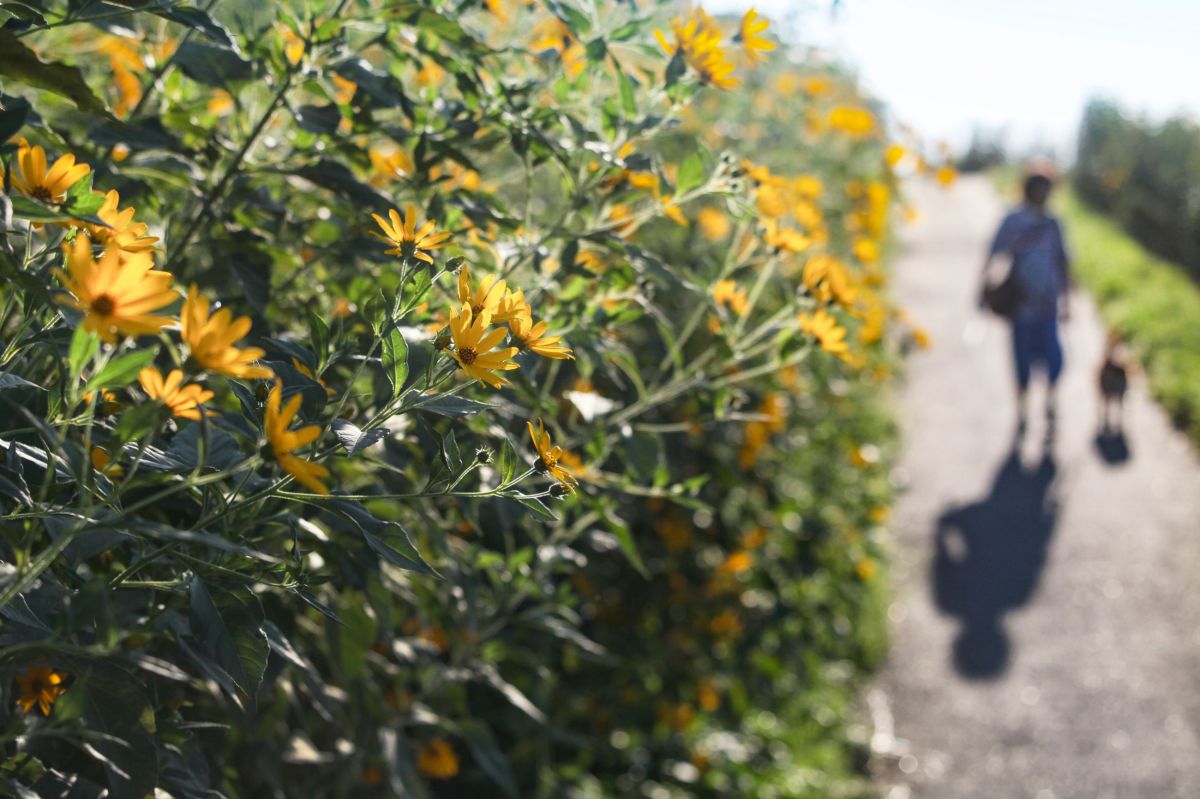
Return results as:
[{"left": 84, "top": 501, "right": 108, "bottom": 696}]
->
[
  {"left": 1056, "top": 189, "right": 1200, "bottom": 444},
  {"left": 1074, "top": 98, "right": 1200, "bottom": 282},
  {"left": 0, "top": 1, "right": 919, "bottom": 796}
]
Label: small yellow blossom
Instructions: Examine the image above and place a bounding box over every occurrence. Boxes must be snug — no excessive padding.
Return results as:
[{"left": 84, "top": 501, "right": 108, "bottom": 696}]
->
[
  {"left": 528, "top": 419, "right": 578, "bottom": 491},
  {"left": 370, "top": 206, "right": 452, "bottom": 264},
  {"left": 737, "top": 9, "right": 775, "bottom": 65},
  {"left": 416, "top": 739, "right": 459, "bottom": 780},
  {"left": 181, "top": 285, "right": 273, "bottom": 379},
  {"left": 90, "top": 447, "right": 124, "bottom": 480},
  {"left": 54, "top": 236, "right": 176, "bottom": 344},
  {"left": 7, "top": 139, "right": 90, "bottom": 204},
  {"left": 447, "top": 304, "right": 519, "bottom": 389},
  {"left": 264, "top": 381, "right": 330, "bottom": 495},
  {"left": 14, "top": 666, "right": 67, "bottom": 716},
  {"left": 86, "top": 190, "right": 159, "bottom": 261},
  {"left": 138, "top": 368, "right": 214, "bottom": 421},
  {"left": 798, "top": 308, "right": 850, "bottom": 359},
  {"left": 697, "top": 207, "right": 731, "bottom": 240},
  {"left": 510, "top": 310, "right": 573, "bottom": 360}
]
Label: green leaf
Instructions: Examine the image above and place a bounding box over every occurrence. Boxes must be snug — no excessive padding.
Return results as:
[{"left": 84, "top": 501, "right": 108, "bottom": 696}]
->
[
  {"left": 585, "top": 37, "right": 607, "bottom": 63},
  {"left": 602, "top": 508, "right": 647, "bottom": 577},
  {"left": 64, "top": 172, "right": 103, "bottom": 217},
  {"left": 112, "top": 401, "right": 161, "bottom": 444},
  {"left": 381, "top": 327, "right": 409, "bottom": 399},
  {"left": 511, "top": 493, "right": 557, "bottom": 522},
  {"left": 0, "top": 93, "right": 33, "bottom": 143},
  {"left": 0, "top": 373, "right": 42, "bottom": 392},
  {"left": 496, "top": 438, "right": 518, "bottom": 483},
  {"left": 326, "top": 499, "right": 440, "bottom": 577},
  {"left": 0, "top": 30, "right": 106, "bottom": 113},
  {"left": 85, "top": 348, "right": 156, "bottom": 393},
  {"left": 676, "top": 153, "right": 705, "bottom": 196},
  {"left": 308, "top": 309, "right": 329, "bottom": 366},
  {"left": 188, "top": 579, "right": 268, "bottom": 703},
  {"left": 174, "top": 40, "right": 253, "bottom": 86},
  {"left": 457, "top": 720, "right": 519, "bottom": 798},
  {"left": 106, "top": 0, "right": 235, "bottom": 47},
  {"left": 73, "top": 677, "right": 159, "bottom": 799},
  {"left": 409, "top": 393, "right": 493, "bottom": 417},
  {"left": 68, "top": 327, "right": 100, "bottom": 378},
  {"left": 617, "top": 67, "right": 636, "bottom": 116}
]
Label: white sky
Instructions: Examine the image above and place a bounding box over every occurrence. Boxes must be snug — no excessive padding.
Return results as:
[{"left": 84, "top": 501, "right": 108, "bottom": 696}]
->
[{"left": 707, "top": 0, "right": 1200, "bottom": 157}]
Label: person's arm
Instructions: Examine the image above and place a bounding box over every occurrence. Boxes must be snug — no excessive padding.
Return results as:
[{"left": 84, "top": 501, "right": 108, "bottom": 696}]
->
[{"left": 979, "top": 215, "right": 1011, "bottom": 306}]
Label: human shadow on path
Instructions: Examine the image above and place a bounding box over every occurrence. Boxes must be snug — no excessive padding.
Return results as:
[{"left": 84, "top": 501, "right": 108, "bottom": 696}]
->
[{"left": 933, "top": 449, "right": 1060, "bottom": 679}]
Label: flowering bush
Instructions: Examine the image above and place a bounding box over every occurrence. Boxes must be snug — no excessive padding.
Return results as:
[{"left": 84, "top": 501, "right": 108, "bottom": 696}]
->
[{"left": 0, "top": 2, "right": 914, "bottom": 796}]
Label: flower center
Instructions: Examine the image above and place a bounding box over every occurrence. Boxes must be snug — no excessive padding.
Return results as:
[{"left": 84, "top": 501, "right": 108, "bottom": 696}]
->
[
  {"left": 471, "top": 303, "right": 485, "bottom": 316},
  {"left": 30, "top": 186, "right": 54, "bottom": 203},
  {"left": 458, "top": 347, "right": 477, "bottom": 365},
  {"left": 90, "top": 294, "right": 116, "bottom": 316}
]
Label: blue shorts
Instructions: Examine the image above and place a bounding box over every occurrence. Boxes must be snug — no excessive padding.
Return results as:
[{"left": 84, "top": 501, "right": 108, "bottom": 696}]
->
[{"left": 1012, "top": 315, "right": 1063, "bottom": 389}]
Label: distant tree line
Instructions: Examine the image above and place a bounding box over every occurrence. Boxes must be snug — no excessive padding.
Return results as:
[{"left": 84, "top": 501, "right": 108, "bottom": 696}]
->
[{"left": 1074, "top": 99, "right": 1200, "bottom": 280}]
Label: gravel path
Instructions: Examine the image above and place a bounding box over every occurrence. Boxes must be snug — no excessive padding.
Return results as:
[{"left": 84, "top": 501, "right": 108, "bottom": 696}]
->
[{"left": 873, "top": 175, "right": 1200, "bottom": 799}]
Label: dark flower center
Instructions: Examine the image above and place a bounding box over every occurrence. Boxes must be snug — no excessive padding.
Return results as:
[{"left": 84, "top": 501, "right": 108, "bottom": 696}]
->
[
  {"left": 91, "top": 294, "right": 116, "bottom": 316},
  {"left": 30, "top": 186, "right": 54, "bottom": 203},
  {"left": 458, "top": 347, "right": 477, "bottom": 365},
  {"left": 471, "top": 303, "right": 485, "bottom": 316}
]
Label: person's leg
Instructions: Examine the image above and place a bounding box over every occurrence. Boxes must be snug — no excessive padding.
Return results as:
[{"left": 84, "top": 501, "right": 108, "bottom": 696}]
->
[
  {"left": 1043, "top": 315, "right": 1064, "bottom": 436},
  {"left": 1011, "top": 319, "right": 1033, "bottom": 432}
]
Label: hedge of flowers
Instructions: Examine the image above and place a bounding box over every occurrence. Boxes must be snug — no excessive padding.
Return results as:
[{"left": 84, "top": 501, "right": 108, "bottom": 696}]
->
[{"left": 0, "top": 1, "right": 928, "bottom": 796}]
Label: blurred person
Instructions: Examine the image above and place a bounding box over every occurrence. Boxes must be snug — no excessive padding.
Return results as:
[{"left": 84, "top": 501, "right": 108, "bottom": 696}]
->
[
  {"left": 980, "top": 170, "right": 1072, "bottom": 440},
  {"left": 1098, "top": 331, "right": 1129, "bottom": 433}
]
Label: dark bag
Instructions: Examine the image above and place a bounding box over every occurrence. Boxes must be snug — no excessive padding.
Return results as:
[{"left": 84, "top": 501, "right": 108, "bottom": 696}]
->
[
  {"left": 981, "top": 218, "right": 1052, "bottom": 319},
  {"left": 982, "top": 271, "right": 1022, "bottom": 318}
]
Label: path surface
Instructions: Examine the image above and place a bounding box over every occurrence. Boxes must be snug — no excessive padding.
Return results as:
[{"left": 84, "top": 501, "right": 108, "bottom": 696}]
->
[{"left": 873, "top": 175, "right": 1200, "bottom": 799}]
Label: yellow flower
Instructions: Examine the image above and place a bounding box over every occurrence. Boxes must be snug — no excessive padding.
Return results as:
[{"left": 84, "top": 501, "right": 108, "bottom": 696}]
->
[
  {"left": 415, "top": 60, "right": 445, "bottom": 88},
  {"left": 368, "top": 147, "right": 413, "bottom": 186},
  {"left": 910, "top": 326, "right": 932, "bottom": 349},
  {"left": 332, "top": 73, "right": 357, "bottom": 104},
  {"left": 711, "top": 279, "right": 748, "bottom": 317},
  {"left": 181, "top": 285, "right": 273, "bottom": 379},
  {"left": 7, "top": 139, "right": 90, "bottom": 204},
  {"left": 885, "top": 143, "right": 906, "bottom": 168},
  {"left": 112, "top": 60, "right": 142, "bottom": 118},
  {"left": 763, "top": 220, "right": 811, "bottom": 254},
  {"left": 509, "top": 309, "right": 573, "bottom": 360},
  {"left": 655, "top": 9, "right": 739, "bottom": 89},
  {"left": 484, "top": 0, "right": 509, "bottom": 21},
  {"left": 661, "top": 195, "right": 688, "bottom": 226},
  {"left": 264, "top": 381, "right": 330, "bottom": 495},
  {"left": 697, "top": 207, "right": 731, "bottom": 240},
  {"left": 936, "top": 165, "right": 958, "bottom": 187},
  {"left": 54, "top": 235, "right": 176, "bottom": 344},
  {"left": 416, "top": 739, "right": 459, "bottom": 780},
  {"left": 530, "top": 17, "right": 586, "bottom": 78},
  {"left": 447, "top": 304, "right": 519, "bottom": 389},
  {"left": 456, "top": 265, "right": 512, "bottom": 320},
  {"left": 90, "top": 447, "right": 124, "bottom": 479},
  {"left": 852, "top": 237, "right": 879, "bottom": 266},
  {"left": 798, "top": 308, "right": 850, "bottom": 358},
  {"left": 14, "top": 666, "right": 67, "bottom": 716},
  {"left": 87, "top": 190, "right": 159, "bottom": 260},
  {"left": 803, "top": 76, "right": 832, "bottom": 95},
  {"left": 370, "top": 206, "right": 452, "bottom": 264},
  {"left": 827, "top": 105, "right": 876, "bottom": 138},
  {"left": 138, "top": 367, "right": 214, "bottom": 421},
  {"left": 528, "top": 419, "right": 578, "bottom": 490},
  {"left": 281, "top": 27, "right": 305, "bottom": 65},
  {"left": 737, "top": 8, "right": 774, "bottom": 65},
  {"left": 208, "top": 89, "right": 235, "bottom": 116}
]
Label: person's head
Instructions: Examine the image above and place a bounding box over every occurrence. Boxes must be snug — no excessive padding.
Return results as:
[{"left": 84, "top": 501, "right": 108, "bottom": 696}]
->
[{"left": 1023, "top": 172, "right": 1053, "bottom": 208}]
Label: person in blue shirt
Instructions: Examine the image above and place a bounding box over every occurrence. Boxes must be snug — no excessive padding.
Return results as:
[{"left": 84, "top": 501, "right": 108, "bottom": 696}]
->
[{"left": 981, "top": 171, "right": 1072, "bottom": 439}]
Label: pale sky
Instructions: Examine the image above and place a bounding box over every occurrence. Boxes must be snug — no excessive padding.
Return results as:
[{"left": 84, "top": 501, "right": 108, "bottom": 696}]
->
[{"left": 707, "top": 0, "right": 1200, "bottom": 158}]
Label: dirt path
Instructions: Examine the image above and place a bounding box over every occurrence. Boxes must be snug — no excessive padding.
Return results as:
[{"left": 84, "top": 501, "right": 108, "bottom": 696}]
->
[{"left": 873, "top": 175, "right": 1200, "bottom": 799}]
